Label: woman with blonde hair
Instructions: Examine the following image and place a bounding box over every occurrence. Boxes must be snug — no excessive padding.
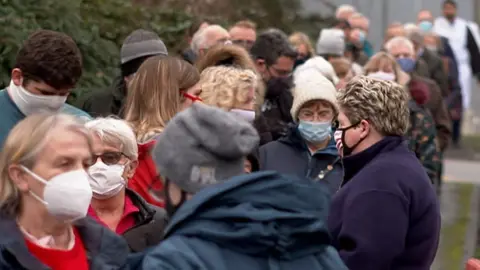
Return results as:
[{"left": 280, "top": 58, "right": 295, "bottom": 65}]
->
[
  {"left": 199, "top": 65, "right": 260, "bottom": 172},
  {"left": 124, "top": 56, "right": 200, "bottom": 207},
  {"left": 329, "top": 76, "right": 440, "bottom": 269},
  {"left": 196, "top": 44, "right": 272, "bottom": 145},
  {"left": 0, "top": 113, "right": 128, "bottom": 269},
  {"left": 364, "top": 52, "right": 440, "bottom": 185},
  {"left": 289, "top": 32, "right": 315, "bottom": 63}
]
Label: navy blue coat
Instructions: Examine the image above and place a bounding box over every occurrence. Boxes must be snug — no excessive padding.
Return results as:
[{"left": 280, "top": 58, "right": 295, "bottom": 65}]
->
[
  {"left": 328, "top": 136, "right": 441, "bottom": 270},
  {"left": 140, "top": 171, "right": 347, "bottom": 270},
  {"left": 0, "top": 215, "right": 129, "bottom": 269},
  {"left": 259, "top": 127, "right": 343, "bottom": 194}
]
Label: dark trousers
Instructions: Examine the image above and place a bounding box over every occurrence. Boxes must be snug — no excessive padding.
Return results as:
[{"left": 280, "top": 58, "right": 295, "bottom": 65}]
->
[{"left": 452, "top": 118, "right": 462, "bottom": 145}]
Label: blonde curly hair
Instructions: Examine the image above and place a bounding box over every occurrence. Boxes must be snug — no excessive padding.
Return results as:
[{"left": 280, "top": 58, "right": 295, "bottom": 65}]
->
[
  {"left": 199, "top": 66, "right": 258, "bottom": 110},
  {"left": 337, "top": 75, "right": 410, "bottom": 136}
]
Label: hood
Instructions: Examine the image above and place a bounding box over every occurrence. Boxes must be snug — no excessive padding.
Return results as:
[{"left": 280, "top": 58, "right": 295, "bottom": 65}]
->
[
  {"left": 196, "top": 44, "right": 256, "bottom": 73},
  {"left": 279, "top": 126, "right": 339, "bottom": 157},
  {"left": 165, "top": 171, "right": 333, "bottom": 260},
  {"left": 408, "top": 78, "right": 430, "bottom": 105}
]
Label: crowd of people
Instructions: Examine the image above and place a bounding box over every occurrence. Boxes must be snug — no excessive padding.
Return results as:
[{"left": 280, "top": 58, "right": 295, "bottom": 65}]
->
[{"left": 0, "top": 0, "right": 477, "bottom": 269}]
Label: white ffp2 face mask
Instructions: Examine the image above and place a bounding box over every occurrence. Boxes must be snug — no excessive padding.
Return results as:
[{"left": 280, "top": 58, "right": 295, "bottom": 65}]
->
[
  {"left": 22, "top": 167, "right": 93, "bottom": 222},
  {"left": 8, "top": 80, "right": 67, "bottom": 116},
  {"left": 88, "top": 161, "right": 127, "bottom": 200},
  {"left": 367, "top": 71, "right": 396, "bottom": 82},
  {"left": 230, "top": 109, "right": 256, "bottom": 123}
]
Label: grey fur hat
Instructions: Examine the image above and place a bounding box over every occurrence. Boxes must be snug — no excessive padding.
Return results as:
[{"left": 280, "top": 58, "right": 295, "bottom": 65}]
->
[{"left": 152, "top": 103, "right": 259, "bottom": 193}]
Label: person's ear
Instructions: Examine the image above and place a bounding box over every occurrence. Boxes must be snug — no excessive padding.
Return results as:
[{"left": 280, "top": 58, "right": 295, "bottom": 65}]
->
[
  {"left": 359, "top": 119, "right": 370, "bottom": 139},
  {"left": 8, "top": 164, "right": 30, "bottom": 193},
  {"left": 124, "top": 160, "right": 138, "bottom": 179},
  {"left": 11, "top": 68, "right": 23, "bottom": 86},
  {"left": 255, "top": 59, "right": 267, "bottom": 73}
]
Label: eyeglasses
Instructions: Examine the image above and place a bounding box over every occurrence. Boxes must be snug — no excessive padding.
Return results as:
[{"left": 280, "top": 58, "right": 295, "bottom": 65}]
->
[
  {"left": 232, "top": 39, "right": 254, "bottom": 48},
  {"left": 268, "top": 65, "right": 292, "bottom": 77},
  {"left": 182, "top": 92, "right": 203, "bottom": 102},
  {"left": 92, "top": 152, "right": 127, "bottom": 165}
]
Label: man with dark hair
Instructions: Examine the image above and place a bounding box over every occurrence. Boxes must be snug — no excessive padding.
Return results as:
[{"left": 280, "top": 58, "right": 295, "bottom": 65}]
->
[
  {"left": 250, "top": 29, "right": 297, "bottom": 140},
  {"left": 0, "top": 30, "right": 88, "bottom": 148},
  {"left": 79, "top": 29, "right": 168, "bottom": 117}
]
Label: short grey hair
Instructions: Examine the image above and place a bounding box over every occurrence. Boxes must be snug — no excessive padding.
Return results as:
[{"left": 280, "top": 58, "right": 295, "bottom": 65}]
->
[
  {"left": 191, "top": 25, "right": 229, "bottom": 54},
  {"left": 385, "top": 36, "right": 415, "bottom": 55},
  {"left": 85, "top": 117, "right": 138, "bottom": 160},
  {"left": 404, "top": 23, "right": 424, "bottom": 46}
]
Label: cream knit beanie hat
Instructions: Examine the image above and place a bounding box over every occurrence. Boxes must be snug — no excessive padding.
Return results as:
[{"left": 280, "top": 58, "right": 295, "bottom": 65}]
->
[
  {"left": 295, "top": 56, "right": 339, "bottom": 85},
  {"left": 290, "top": 67, "right": 339, "bottom": 122}
]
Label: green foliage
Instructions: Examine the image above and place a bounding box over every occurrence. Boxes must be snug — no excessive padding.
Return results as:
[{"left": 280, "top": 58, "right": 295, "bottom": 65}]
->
[
  {"left": 0, "top": 0, "right": 332, "bottom": 106},
  {"left": 0, "top": 0, "right": 192, "bottom": 93}
]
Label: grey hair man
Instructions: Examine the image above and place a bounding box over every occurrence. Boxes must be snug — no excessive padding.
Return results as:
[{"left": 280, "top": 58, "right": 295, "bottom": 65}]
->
[{"left": 191, "top": 25, "right": 231, "bottom": 58}]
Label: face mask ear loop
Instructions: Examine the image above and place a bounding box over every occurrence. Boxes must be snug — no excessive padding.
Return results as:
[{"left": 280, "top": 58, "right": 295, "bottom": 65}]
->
[{"left": 20, "top": 165, "right": 49, "bottom": 205}]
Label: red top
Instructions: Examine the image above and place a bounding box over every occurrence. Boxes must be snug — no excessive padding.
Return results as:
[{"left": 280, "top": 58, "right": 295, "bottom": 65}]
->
[
  {"left": 25, "top": 228, "right": 89, "bottom": 270},
  {"left": 467, "top": 259, "right": 480, "bottom": 270},
  {"left": 127, "top": 140, "right": 165, "bottom": 207},
  {"left": 88, "top": 194, "right": 140, "bottom": 234}
]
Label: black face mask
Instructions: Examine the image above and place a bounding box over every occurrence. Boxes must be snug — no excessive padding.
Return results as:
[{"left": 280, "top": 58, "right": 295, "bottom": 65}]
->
[
  {"left": 294, "top": 57, "right": 307, "bottom": 69},
  {"left": 164, "top": 179, "right": 188, "bottom": 218},
  {"left": 338, "top": 122, "right": 366, "bottom": 156},
  {"left": 265, "top": 76, "right": 293, "bottom": 100}
]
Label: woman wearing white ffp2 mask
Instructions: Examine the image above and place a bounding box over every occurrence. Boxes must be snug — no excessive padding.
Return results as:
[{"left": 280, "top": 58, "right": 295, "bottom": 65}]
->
[
  {"left": 0, "top": 113, "right": 129, "bottom": 269},
  {"left": 85, "top": 117, "right": 167, "bottom": 252}
]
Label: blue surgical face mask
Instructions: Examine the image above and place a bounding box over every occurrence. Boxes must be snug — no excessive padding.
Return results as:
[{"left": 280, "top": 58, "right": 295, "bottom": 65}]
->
[
  {"left": 397, "top": 58, "right": 416, "bottom": 73},
  {"left": 298, "top": 120, "right": 332, "bottom": 143},
  {"left": 418, "top": 21, "right": 433, "bottom": 33}
]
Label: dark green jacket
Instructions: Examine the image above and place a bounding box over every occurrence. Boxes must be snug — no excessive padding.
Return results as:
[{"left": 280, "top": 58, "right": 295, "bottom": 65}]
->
[{"left": 406, "top": 100, "right": 441, "bottom": 185}]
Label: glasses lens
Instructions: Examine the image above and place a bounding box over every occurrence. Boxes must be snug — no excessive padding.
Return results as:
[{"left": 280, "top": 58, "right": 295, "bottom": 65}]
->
[{"left": 100, "top": 152, "right": 123, "bottom": 165}]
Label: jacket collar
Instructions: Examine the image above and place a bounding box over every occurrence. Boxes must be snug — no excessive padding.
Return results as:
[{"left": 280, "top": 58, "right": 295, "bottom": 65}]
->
[
  {"left": 342, "top": 136, "right": 404, "bottom": 185},
  {"left": 0, "top": 213, "right": 128, "bottom": 269},
  {"left": 125, "top": 188, "right": 155, "bottom": 224}
]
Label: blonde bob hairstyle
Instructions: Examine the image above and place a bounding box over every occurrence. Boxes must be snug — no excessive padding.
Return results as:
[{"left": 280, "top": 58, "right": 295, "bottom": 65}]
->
[
  {"left": 289, "top": 32, "right": 315, "bottom": 57},
  {"left": 364, "top": 52, "right": 410, "bottom": 86},
  {"left": 0, "top": 113, "right": 92, "bottom": 217},
  {"left": 124, "top": 56, "right": 200, "bottom": 142},
  {"left": 199, "top": 66, "right": 258, "bottom": 110}
]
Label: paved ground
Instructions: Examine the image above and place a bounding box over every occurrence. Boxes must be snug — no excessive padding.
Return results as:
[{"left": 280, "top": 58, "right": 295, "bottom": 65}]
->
[
  {"left": 432, "top": 183, "right": 478, "bottom": 270},
  {"left": 444, "top": 159, "right": 480, "bottom": 184},
  {"left": 468, "top": 80, "right": 480, "bottom": 134}
]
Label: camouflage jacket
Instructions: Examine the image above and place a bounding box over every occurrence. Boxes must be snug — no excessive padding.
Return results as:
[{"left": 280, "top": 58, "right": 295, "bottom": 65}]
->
[{"left": 406, "top": 100, "right": 441, "bottom": 185}]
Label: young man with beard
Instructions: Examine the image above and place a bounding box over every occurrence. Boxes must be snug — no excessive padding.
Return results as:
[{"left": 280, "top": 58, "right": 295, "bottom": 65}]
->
[{"left": 250, "top": 29, "right": 297, "bottom": 140}]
